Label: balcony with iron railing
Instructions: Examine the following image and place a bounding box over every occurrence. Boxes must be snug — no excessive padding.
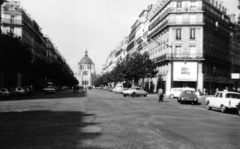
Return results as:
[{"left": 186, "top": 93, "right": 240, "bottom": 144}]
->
[
  {"left": 153, "top": 53, "right": 204, "bottom": 63},
  {"left": 149, "top": 7, "right": 203, "bottom": 30},
  {"left": 1, "top": 19, "right": 22, "bottom": 25}
]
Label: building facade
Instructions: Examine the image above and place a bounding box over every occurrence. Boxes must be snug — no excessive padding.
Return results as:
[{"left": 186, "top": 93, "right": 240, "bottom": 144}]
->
[
  {"left": 146, "top": 0, "right": 233, "bottom": 94},
  {"left": 77, "top": 50, "right": 96, "bottom": 88}
]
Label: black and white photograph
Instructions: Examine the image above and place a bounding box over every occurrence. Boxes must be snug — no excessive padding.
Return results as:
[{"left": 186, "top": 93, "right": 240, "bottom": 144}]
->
[{"left": 1, "top": 0, "right": 240, "bottom": 148}]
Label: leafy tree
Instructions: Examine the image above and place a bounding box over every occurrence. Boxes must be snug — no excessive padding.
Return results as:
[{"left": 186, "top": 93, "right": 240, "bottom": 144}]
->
[{"left": 94, "top": 51, "right": 158, "bottom": 87}]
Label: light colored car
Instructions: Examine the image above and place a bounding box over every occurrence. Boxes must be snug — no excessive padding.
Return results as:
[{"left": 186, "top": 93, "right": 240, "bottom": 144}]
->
[
  {"left": 45, "top": 86, "right": 56, "bottom": 94},
  {"left": 115, "top": 83, "right": 124, "bottom": 94},
  {"left": 178, "top": 90, "right": 198, "bottom": 104},
  {"left": 206, "top": 91, "right": 240, "bottom": 114},
  {"left": 165, "top": 87, "right": 195, "bottom": 99},
  {"left": 0, "top": 88, "right": 10, "bottom": 96},
  {"left": 122, "top": 87, "right": 148, "bottom": 97},
  {"left": 16, "top": 87, "right": 25, "bottom": 95}
]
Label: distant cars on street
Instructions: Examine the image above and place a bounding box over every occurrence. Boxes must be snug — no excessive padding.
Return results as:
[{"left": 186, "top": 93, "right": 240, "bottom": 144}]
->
[
  {"left": 206, "top": 91, "right": 240, "bottom": 114},
  {"left": 16, "top": 87, "right": 25, "bottom": 95},
  {"left": 122, "top": 87, "right": 148, "bottom": 97},
  {"left": 0, "top": 88, "right": 10, "bottom": 97},
  {"left": 45, "top": 86, "right": 56, "bottom": 94},
  {"left": 178, "top": 90, "right": 198, "bottom": 104},
  {"left": 114, "top": 83, "right": 124, "bottom": 94},
  {"left": 165, "top": 87, "right": 195, "bottom": 99}
]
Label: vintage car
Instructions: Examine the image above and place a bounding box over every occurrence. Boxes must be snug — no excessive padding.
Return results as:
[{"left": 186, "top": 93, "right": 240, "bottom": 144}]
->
[
  {"left": 16, "top": 87, "right": 25, "bottom": 95},
  {"left": 114, "top": 83, "right": 124, "bottom": 94},
  {"left": 165, "top": 87, "right": 195, "bottom": 99},
  {"left": 122, "top": 87, "right": 148, "bottom": 97},
  {"left": 178, "top": 90, "right": 198, "bottom": 104},
  {"left": 0, "top": 88, "right": 10, "bottom": 97},
  {"left": 206, "top": 91, "right": 240, "bottom": 114},
  {"left": 45, "top": 86, "right": 56, "bottom": 94}
]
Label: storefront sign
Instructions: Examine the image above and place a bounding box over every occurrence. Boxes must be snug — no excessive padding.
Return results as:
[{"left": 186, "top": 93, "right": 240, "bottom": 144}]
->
[
  {"left": 173, "top": 62, "right": 197, "bottom": 82},
  {"left": 231, "top": 73, "right": 240, "bottom": 79}
]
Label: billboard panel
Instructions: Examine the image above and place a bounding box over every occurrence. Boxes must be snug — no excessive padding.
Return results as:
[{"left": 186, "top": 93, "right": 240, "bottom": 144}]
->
[{"left": 173, "top": 62, "right": 197, "bottom": 82}]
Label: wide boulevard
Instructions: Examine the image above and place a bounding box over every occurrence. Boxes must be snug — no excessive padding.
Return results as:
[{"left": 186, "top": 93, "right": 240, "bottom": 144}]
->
[{"left": 0, "top": 89, "right": 240, "bottom": 149}]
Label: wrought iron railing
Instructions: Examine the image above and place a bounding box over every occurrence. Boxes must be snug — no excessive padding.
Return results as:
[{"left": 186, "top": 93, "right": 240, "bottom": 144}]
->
[
  {"left": 153, "top": 53, "right": 204, "bottom": 63},
  {"left": 1, "top": 19, "right": 22, "bottom": 24}
]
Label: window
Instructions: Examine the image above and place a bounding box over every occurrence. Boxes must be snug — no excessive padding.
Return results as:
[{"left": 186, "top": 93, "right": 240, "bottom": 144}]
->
[
  {"left": 10, "top": 15, "right": 15, "bottom": 23},
  {"left": 10, "top": 27, "right": 14, "bottom": 34},
  {"left": 190, "top": 29, "right": 196, "bottom": 40},
  {"left": 176, "top": 29, "right": 181, "bottom": 40},
  {"left": 177, "top": 2, "right": 182, "bottom": 8}
]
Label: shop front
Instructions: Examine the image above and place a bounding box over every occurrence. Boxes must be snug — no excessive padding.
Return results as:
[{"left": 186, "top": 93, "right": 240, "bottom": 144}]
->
[
  {"left": 204, "top": 76, "right": 234, "bottom": 95},
  {"left": 172, "top": 61, "right": 198, "bottom": 89}
]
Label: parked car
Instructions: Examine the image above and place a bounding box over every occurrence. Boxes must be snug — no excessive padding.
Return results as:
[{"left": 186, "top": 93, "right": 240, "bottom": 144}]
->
[
  {"left": 108, "top": 87, "right": 113, "bottom": 92},
  {"left": 206, "top": 91, "right": 240, "bottom": 113},
  {"left": 115, "top": 83, "right": 124, "bottom": 94},
  {"left": 0, "top": 88, "right": 10, "bottom": 97},
  {"left": 23, "top": 87, "right": 30, "bottom": 94},
  {"left": 238, "top": 103, "right": 240, "bottom": 116},
  {"left": 165, "top": 87, "right": 195, "bottom": 99},
  {"left": 178, "top": 90, "right": 198, "bottom": 104},
  {"left": 45, "top": 86, "right": 56, "bottom": 94},
  {"left": 122, "top": 87, "right": 148, "bottom": 97},
  {"left": 8, "top": 87, "right": 18, "bottom": 96},
  {"left": 16, "top": 87, "right": 25, "bottom": 95}
]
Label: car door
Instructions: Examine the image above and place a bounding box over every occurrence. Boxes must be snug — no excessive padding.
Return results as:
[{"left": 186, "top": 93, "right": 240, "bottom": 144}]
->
[
  {"left": 135, "top": 88, "right": 140, "bottom": 95},
  {"left": 209, "top": 93, "right": 219, "bottom": 108},
  {"left": 215, "top": 93, "right": 224, "bottom": 108}
]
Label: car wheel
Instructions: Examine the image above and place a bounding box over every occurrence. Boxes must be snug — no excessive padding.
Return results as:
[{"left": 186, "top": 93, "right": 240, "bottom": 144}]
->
[
  {"left": 177, "top": 98, "right": 180, "bottom": 103},
  {"left": 238, "top": 108, "right": 240, "bottom": 116},
  {"left": 195, "top": 100, "right": 198, "bottom": 105},
  {"left": 206, "top": 101, "right": 211, "bottom": 110},
  {"left": 136, "top": 95, "right": 139, "bottom": 97},
  {"left": 144, "top": 95, "right": 147, "bottom": 97},
  {"left": 123, "top": 94, "right": 126, "bottom": 97},
  {"left": 169, "top": 94, "right": 174, "bottom": 99},
  {"left": 220, "top": 105, "right": 227, "bottom": 113},
  {"left": 132, "top": 93, "right": 135, "bottom": 97}
]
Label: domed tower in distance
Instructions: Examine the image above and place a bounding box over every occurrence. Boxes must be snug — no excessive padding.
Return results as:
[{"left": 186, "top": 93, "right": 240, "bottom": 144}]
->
[{"left": 77, "top": 49, "right": 96, "bottom": 88}]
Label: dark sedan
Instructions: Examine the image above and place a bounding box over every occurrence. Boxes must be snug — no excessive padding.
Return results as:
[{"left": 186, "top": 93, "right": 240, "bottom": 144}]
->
[{"left": 178, "top": 90, "right": 198, "bottom": 104}]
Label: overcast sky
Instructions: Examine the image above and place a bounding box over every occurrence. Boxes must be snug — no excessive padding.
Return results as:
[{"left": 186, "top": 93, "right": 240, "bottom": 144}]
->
[{"left": 18, "top": 0, "right": 239, "bottom": 74}]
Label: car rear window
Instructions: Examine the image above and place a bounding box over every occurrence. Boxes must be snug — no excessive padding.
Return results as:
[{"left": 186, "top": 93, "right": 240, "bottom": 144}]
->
[
  {"left": 184, "top": 91, "right": 194, "bottom": 94},
  {"left": 226, "top": 93, "right": 240, "bottom": 99}
]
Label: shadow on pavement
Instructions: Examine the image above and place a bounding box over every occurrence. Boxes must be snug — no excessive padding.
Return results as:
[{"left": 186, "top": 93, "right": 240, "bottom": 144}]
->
[
  {"left": 0, "top": 89, "right": 87, "bottom": 101},
  {"left": 0, "top": 110, "right": 104, "bottom": 149}
]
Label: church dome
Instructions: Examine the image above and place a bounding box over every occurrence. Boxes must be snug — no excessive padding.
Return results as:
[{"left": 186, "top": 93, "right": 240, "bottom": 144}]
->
[{"left": 79, "top": 50, "right": 94, "bottom": 65}]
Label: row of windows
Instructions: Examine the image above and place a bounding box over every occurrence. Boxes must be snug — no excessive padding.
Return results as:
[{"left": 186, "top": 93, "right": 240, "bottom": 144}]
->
[
  {"left": 149, "top": 45, "right": 197, "bottom": 56},
  {"left": 176, "top": 28, "right": 196, "bottom": 40},
  {"left": 82, "top": 81, "right": 89, "bottom": 85},
  {"left": 80, "top": 65, "right": 93, "bottom": 70}
]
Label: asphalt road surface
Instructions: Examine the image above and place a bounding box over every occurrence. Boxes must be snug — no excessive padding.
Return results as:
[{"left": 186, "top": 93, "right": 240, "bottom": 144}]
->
[{"left": 1, "top": 89, "right": 240, "bottom": 149}]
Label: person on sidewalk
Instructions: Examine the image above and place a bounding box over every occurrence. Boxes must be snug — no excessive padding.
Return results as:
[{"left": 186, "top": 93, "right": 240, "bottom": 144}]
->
[
  {"left": 73, "top": 86, "right": 76, "bottom": 93},
  {"left": 158, "top": 88, "right": 164, "bottom": 102}
]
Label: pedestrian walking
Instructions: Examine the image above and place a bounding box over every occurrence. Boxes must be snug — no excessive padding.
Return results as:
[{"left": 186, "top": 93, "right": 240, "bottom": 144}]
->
[
  {"left": 73, "top": 86, "right": 76, "bottom": 93},
  {"left": 158, "top": 88, "right": 164, "bottom": 102},
  {"left": 215, "top": 88, "right": 219, "bottom": 94},
  {"left": 203, "top": 88, "right": 207, "bottom": 96},
  {"left": 223, "top": 87, "right": 228, "bottom": 92}
]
